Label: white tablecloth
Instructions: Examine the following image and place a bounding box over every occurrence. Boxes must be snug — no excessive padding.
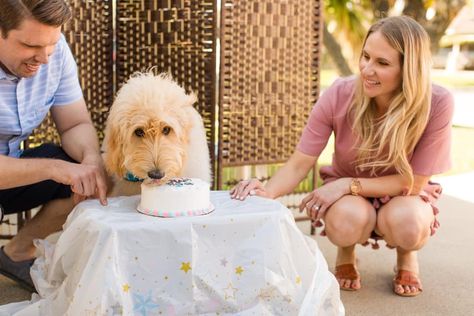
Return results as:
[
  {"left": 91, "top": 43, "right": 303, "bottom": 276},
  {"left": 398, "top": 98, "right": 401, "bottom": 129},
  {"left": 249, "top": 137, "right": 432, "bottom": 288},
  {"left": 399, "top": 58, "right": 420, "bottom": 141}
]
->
[{"left": 1, "top": 192, "right": 344, "bottom": 315}]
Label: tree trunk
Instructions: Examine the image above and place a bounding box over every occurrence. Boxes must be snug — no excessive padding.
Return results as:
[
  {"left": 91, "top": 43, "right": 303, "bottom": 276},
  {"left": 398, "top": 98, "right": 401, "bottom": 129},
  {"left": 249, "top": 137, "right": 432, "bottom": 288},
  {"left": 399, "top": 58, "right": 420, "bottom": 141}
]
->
[
  {"left": 403, "top": 0, "right": 466, "bottom": 52},
  {"left": 323, "top": 22, "right": 353, "bottom": 77},
  {"left": 370, "top": 0, "right": 391, "bottom": 19}
]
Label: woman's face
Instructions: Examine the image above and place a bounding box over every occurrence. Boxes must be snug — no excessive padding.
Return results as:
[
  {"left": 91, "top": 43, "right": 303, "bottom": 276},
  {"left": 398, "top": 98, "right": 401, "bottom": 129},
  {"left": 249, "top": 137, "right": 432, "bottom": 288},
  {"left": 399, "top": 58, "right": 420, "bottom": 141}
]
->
[{"left": 359, "top": 30, "right": 402, "bottom": 109}]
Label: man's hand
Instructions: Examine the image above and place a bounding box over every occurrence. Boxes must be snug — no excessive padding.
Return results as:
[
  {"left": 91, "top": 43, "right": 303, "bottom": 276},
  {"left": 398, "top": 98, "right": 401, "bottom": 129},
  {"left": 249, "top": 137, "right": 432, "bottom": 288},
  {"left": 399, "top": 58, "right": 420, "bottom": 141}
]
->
[
  {"left": 52, "top": 157, "right": 108, "bottom": 206},
  {"left": 80, "top": 154, "right": 108, "bottom": 205}
]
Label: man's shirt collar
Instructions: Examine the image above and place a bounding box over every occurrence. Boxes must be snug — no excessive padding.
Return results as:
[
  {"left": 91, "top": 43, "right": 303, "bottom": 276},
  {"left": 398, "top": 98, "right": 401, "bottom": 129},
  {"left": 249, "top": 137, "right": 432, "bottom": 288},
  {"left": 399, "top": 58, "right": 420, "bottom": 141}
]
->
[{"left": 0, "top": 64, "right": 20, "bottom": 81}]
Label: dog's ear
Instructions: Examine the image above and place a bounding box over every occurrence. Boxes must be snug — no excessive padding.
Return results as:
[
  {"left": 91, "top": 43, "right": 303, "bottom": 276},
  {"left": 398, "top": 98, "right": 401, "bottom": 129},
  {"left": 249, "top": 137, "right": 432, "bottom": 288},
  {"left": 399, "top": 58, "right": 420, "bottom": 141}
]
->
[
  {"left": 185, "top": 92, "right": 198, "bottom": 108},
  {"left": 103, "top": 112, "right": 127, "bottom": 178}
]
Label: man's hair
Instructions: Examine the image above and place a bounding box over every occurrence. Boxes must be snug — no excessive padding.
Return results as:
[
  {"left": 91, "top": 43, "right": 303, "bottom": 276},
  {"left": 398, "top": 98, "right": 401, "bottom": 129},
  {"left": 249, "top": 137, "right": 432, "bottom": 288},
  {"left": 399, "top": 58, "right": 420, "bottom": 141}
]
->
[{"left": 0, "top": 0, "right": 72, "bottom": 38}]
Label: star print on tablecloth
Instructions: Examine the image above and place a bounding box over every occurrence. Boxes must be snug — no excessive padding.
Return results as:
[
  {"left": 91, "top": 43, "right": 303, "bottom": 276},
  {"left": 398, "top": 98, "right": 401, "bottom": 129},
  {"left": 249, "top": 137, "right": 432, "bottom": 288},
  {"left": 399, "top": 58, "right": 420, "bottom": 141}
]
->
[
  {"left": 110, "top": 303, "right": 123, "bottom": 315},
  {"left": 180, "top": 261, "right": 192, "bottom": 273},
  {"left": 220, "top": 258, "right": 228, "bottom": 267},
  {"left": 223, "top": 282, "right": 238, "bottom": 300},
  {"left": 133, "top": 291, "right": 159, "bottom": 316},
  {"left": 296, "top": 276, "right": 302, "bottom": 284},
  {"left": 122, "top": 283, "right": 131, "bottom": 292},
  {"left": 258, "top": 287, "right": 276, "bottom": 301},
  {"left": 235, "top": 266, "right": 244, "bottom": 275}
]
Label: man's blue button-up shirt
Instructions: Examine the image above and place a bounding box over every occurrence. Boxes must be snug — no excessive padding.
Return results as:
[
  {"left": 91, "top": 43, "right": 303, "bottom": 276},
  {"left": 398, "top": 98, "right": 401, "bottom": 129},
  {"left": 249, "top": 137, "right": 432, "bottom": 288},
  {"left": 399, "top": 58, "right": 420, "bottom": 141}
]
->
[{"left": 0, "top": 34, "right": 83, "bottom": 157}]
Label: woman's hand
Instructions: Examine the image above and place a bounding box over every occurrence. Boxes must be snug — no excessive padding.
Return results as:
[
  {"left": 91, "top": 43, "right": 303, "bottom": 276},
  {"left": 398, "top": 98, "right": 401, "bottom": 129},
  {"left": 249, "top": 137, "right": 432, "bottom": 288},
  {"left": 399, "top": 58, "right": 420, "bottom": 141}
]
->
[
  {"left": 230, "top": 179, "right": 269, "bottom": 200},
  {"left": 299, "top": 178, "right": 351, "bottom": 221}
]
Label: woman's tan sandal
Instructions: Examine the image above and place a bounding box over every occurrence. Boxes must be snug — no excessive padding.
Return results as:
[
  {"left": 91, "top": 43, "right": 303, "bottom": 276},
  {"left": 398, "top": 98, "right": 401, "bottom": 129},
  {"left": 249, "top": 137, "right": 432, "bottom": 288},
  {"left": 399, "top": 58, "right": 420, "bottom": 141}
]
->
[
  {"left": 335, "top": 263, "right": 361, "bottom": 291},
  {"left": 393, "top": 269, "right": 423, "bottom": 297}
]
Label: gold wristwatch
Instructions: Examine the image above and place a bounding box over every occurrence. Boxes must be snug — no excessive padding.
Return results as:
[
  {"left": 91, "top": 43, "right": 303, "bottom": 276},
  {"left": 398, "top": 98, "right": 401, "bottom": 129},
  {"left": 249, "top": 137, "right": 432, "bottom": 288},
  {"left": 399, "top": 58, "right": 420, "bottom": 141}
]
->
[{"left": 350, "top": 178, "right": 362, "bottom": 196}]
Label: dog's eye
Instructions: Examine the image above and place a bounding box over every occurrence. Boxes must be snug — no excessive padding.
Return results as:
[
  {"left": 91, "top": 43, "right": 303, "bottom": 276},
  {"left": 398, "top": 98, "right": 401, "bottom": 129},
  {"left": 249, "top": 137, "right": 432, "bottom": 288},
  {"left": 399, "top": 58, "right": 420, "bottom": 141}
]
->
[
  {"left": 134, "top": 128, "right": 145, "bottom": 137},
  {"left": 162, "top": 126, "right": 171, "bottom": 135}
]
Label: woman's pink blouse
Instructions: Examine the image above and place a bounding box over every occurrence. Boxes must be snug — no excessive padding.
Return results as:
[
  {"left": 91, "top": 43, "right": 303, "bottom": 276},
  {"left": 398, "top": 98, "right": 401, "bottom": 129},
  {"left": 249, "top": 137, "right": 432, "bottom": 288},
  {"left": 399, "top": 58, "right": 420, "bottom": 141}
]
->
[{"left": 297, "top": 77, "right": 454, "bottom": 181}]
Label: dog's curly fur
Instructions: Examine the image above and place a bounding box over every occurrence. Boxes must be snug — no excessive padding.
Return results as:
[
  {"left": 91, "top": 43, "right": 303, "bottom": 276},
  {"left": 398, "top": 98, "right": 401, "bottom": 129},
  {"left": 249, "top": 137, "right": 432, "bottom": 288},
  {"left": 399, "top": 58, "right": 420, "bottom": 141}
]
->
[{"left": 103, "top": 72, "right": 211, "bottom": 196}]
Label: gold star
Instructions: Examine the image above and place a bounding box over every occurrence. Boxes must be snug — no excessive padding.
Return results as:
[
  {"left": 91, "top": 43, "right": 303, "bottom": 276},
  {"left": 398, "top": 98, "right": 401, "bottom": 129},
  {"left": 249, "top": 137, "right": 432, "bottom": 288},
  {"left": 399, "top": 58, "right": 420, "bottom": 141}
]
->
[
  {"left": 180, "top": 262, "right": 192, "bottom": 273},
  {"left": 296, "top": 276, "right": 302, "bottom": 284},
  {"left": 122, "top": 284, "right": 130, "bottom": 292},
  {"left": 223, "top": 282, "right": 238, "bottom": 300},
  {"left": 235, "top": 266, "right": 244, "bottom": 275}
]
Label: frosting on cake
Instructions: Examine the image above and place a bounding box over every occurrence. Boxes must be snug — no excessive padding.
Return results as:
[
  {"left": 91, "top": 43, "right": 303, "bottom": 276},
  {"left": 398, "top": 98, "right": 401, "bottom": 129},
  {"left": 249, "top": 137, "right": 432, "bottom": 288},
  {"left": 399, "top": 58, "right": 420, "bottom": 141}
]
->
[{"left": 137, "top": 177, "right": 213, "bottom": 217}]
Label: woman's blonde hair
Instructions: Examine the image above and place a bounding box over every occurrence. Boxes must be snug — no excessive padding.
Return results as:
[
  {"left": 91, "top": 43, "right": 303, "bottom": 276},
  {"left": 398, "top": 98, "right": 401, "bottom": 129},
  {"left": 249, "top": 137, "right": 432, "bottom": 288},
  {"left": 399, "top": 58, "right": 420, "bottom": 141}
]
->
[{"left": 350, "top": 16, "right": 432, "bottom": 190}]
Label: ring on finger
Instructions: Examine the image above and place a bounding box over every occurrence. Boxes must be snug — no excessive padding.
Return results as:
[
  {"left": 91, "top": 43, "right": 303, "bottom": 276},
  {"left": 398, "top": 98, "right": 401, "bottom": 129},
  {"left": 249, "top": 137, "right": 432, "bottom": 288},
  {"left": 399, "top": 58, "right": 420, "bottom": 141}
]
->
[{"left": 313, "top": 205, "right": 320, "bottom": 211}]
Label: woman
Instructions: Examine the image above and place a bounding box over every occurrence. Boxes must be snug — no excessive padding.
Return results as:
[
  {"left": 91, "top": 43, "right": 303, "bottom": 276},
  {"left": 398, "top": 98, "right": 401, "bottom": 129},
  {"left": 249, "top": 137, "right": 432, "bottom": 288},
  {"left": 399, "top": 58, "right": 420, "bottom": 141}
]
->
[{"left": 230, "top": 16, "right": 453, "bottom": 297}]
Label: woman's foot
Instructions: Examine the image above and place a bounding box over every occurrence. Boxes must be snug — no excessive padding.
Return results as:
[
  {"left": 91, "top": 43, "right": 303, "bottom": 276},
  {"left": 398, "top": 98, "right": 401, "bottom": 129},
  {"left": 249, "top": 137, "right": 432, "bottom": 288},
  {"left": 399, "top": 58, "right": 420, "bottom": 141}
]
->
[
  {"left": 335, "top": 246, "right": 361, "bottom": 291},
  {"left": 393, "top": 248, "right": 422, "bottom": 296}
]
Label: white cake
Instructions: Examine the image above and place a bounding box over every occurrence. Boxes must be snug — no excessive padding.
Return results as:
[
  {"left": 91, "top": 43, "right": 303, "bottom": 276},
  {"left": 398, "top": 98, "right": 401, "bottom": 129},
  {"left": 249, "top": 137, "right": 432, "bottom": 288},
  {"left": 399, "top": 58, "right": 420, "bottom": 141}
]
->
[{"left": 137, "top": 177, "right": 214, "bottom": 217}]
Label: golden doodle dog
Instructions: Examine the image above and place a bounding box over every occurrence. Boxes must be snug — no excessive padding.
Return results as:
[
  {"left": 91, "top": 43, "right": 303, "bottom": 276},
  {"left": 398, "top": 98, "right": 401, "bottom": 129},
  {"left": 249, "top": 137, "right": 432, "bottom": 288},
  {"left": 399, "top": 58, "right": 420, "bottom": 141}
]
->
[{"left": 103, "top": 72, "right": 211, "bottom": 196}]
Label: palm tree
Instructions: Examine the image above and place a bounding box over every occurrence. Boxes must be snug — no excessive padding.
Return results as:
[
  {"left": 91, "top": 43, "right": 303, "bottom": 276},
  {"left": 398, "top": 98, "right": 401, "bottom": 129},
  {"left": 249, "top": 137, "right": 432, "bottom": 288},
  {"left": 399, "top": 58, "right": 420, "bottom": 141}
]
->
[
  {"left": 322, "top": 0, "right": 466, "bottom": 75},
  {"left": 323, "top": 0, "right": 371, "bottom": 75}
]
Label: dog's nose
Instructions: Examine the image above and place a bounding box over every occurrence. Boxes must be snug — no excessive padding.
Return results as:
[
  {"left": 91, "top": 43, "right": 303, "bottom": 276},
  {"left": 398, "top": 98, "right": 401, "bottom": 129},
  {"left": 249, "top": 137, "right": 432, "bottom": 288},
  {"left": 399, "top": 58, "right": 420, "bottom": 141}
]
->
[{"left": 148, "top": 170, "right": 165, "bottom": 179}]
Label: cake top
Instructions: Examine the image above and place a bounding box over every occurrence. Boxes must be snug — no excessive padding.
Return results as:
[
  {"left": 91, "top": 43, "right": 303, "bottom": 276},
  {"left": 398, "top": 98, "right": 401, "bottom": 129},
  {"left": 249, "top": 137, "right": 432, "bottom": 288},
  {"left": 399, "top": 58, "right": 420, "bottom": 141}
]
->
[
  {"left": 143, "top": 177, "right": 207, "bottom": 188},
  {"left": 166, "top": 178, "right": 194, "bottom": 187}
]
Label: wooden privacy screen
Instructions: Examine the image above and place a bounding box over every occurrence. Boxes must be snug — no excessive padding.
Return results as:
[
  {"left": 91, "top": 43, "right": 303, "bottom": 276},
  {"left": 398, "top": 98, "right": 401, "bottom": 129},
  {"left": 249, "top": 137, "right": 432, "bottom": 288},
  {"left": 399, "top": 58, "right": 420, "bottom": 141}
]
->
[
  {"left": 217, "top": 0, "right": 322, "bottom": 186},
  {"left": 25, "top": 0, "right": 321, "bottom": 186},
  {"left": 26, "top": 0, "right": 114, "bottom": 146},
  {"left": 115, "top": 0, "right": 217, "bottom": 164}
]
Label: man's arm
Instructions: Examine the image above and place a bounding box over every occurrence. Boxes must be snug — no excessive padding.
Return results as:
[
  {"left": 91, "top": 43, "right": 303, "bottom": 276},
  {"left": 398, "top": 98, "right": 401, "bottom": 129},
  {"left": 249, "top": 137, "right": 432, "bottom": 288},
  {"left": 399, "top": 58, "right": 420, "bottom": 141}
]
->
[
  {"left": 0, "top": 155, "right": 72, "bottom": 189},
  {"left": 51, "top": 98, "right": 108, "bottom": 205}
]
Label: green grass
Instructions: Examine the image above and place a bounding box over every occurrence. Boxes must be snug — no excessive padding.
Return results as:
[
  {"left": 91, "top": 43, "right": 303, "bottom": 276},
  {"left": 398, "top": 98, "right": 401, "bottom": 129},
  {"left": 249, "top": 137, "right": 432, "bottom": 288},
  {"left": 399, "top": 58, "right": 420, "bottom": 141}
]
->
[
  {"left": 320, "top": 69, "right": 339, "bottom": 89},
  {"left": 431, "top": 70, "right": 474, "bottom": 89},
  {"left": 448, "top": 127, "right": 474, "bottom": 176}
]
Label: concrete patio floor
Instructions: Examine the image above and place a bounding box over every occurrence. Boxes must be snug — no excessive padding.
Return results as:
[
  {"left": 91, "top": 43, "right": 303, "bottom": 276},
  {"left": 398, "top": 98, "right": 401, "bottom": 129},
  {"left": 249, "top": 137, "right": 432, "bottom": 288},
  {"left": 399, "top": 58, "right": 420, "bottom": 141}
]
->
[
  {"left": 299, "top": 188, "right": 474, "bottom": 316},
  {"left": 1, "top": 173, "right": 473, "bottom": 315}
]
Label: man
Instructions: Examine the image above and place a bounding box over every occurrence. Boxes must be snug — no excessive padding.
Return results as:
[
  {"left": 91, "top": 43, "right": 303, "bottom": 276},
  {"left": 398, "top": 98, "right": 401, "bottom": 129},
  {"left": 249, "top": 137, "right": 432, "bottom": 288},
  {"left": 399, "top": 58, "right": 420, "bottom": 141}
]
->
[{"left": 0, "top": 0, "right": 108, "bottom": 292}]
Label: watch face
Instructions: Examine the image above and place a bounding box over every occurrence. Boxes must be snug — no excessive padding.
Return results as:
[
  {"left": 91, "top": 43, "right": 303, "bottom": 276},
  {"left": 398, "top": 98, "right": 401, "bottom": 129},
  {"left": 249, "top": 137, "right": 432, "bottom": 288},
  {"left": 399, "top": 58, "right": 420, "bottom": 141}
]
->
[{"left": 351, "top": 179, "right": 361, "bottom": 195}]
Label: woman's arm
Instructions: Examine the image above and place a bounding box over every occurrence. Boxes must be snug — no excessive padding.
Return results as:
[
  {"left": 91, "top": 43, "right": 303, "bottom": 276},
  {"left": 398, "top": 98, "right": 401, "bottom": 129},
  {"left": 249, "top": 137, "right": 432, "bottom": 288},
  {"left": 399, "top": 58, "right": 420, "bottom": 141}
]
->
[
  {"left": 264, "top": 150, "right": 318, "bottom": 198},
  {"left": 354, "top": 173, "right": 431, "bottom": 197},
  {"left": 301, "top": 173, "right": 431, "bottom": 221},
  {"left": 230, "top": 150, "right": 317, "bottom": 200}
]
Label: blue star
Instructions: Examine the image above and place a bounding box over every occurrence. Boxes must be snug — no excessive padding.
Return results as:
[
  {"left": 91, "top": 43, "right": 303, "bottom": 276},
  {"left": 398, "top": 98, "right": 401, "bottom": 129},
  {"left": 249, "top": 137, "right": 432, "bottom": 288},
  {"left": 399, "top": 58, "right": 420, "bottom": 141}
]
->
[{"left": 133, "top": 291, "right": 159, "bottom": 316}]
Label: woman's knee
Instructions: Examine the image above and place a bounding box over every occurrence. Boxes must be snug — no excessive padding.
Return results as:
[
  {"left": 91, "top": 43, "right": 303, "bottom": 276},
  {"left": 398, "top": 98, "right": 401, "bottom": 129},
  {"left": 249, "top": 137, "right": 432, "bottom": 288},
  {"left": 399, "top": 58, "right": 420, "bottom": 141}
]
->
[
  {"left": 377, "top": 197, "right": 432, "bottom": 249},
  {"left": 324, "top": 197, "right": 376, "bottom": 245},
  {"left": 393, "top": 220, "right": 430, "bottom": 249}
]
